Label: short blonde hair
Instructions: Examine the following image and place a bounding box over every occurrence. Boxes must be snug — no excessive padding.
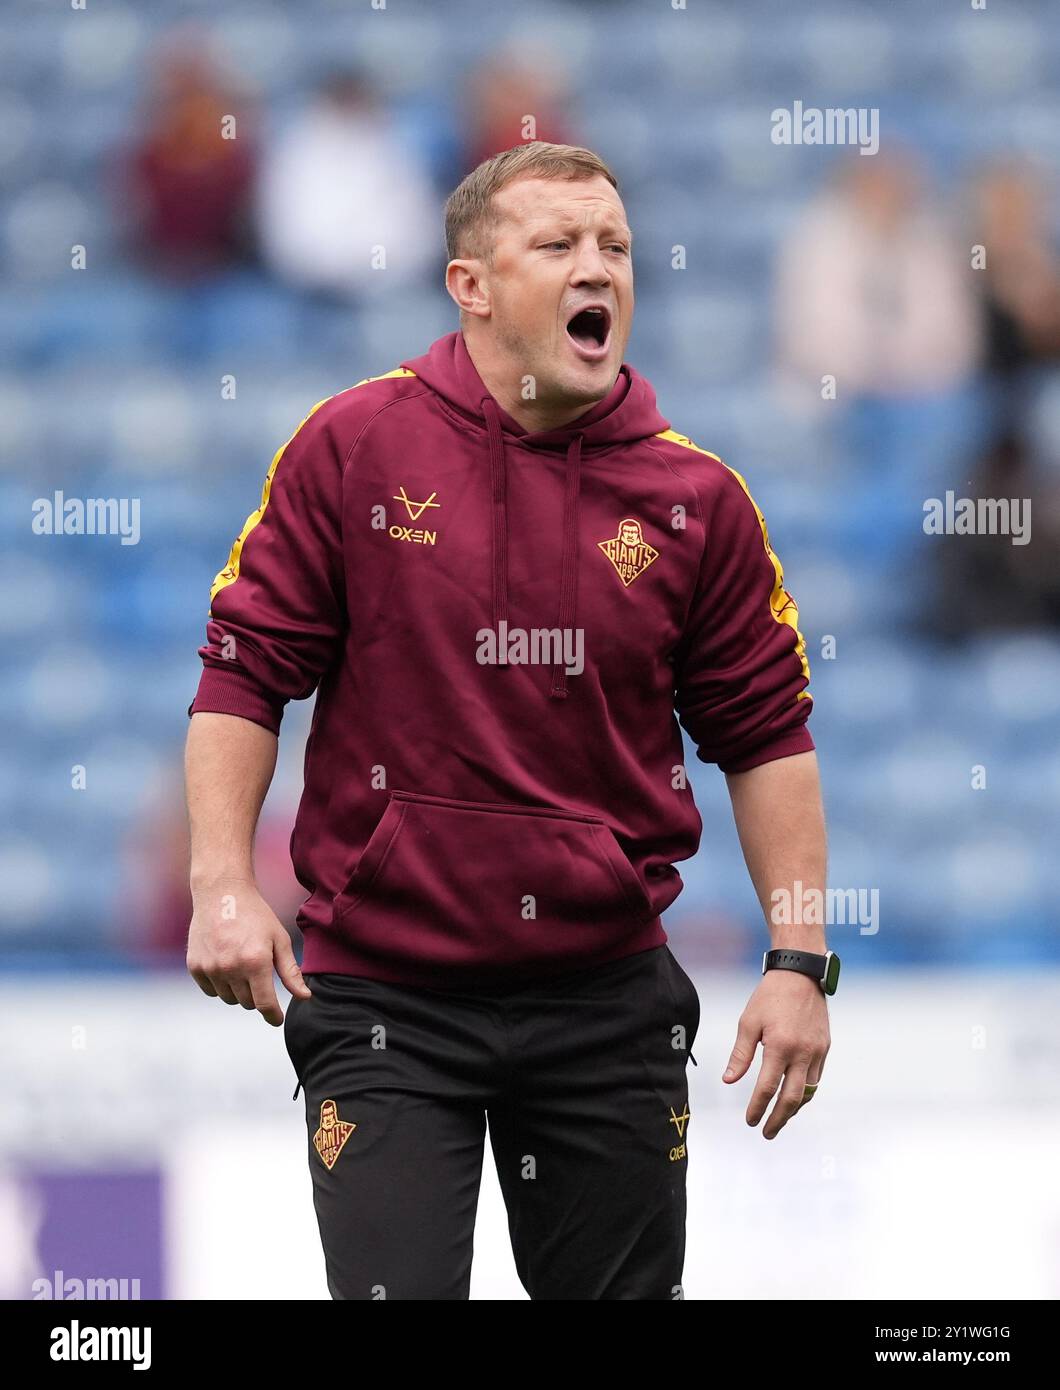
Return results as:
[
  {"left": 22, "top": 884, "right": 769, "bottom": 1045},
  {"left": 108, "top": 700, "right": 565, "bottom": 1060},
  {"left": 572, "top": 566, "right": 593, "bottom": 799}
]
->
[{"left": 444, "top": 141, "right": 620, "bottom": 265}]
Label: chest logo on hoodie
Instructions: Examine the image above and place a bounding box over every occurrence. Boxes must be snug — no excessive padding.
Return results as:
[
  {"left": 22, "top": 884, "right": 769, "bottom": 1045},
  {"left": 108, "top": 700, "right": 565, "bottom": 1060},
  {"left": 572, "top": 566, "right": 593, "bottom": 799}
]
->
[
  {"left": 389, "top": 485, "right": 440, "bottom": 545},
  {"left": 597, "top": 517, "right": 659, "bottom": 587}
]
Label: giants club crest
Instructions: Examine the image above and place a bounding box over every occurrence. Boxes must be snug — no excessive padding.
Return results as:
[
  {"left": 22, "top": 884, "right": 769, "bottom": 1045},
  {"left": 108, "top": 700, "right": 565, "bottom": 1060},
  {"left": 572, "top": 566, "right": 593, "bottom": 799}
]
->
[
  {"left": 313, "top": 1099, "right": 356, "bottom": 1170},
  {"left": 597, "top": 517, "right": 659, "bottom": 587}
]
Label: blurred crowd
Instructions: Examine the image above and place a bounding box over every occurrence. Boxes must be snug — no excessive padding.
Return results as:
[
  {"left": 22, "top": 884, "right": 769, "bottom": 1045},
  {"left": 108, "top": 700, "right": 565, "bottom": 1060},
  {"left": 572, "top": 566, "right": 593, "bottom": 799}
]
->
[
  {"left": 119, "top": 34, "right": 572, "bottom": 296},
  {"left": 776, "top": 150, "right": 1060, "bottom": 635}
]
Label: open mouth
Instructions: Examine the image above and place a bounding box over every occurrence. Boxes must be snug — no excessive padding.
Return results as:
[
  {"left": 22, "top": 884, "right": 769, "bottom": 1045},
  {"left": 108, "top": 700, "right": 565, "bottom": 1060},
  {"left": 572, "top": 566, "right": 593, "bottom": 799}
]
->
[{"left": 565, "top": 305, "right": 612, "bottom": 358}]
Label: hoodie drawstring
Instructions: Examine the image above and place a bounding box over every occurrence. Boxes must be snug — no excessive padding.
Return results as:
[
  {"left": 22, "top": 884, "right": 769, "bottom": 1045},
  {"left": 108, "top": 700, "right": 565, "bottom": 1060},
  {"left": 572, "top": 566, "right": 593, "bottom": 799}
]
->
[
  {"left": 484, "top": 399, "right": 509, "bottom": 655},
  {"left": 482, "top": 398, "right": 583, "bottom": 699},
  {"left": 550, "top": 431, "right": 582, "bottom": 699}
]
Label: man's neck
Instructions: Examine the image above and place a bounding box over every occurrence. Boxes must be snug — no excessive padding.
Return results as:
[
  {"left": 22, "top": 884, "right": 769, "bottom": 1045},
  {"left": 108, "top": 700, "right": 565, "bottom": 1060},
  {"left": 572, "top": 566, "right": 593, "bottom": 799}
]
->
[{"left": 462, "top": 331, "right": 607, "bottom": 434}]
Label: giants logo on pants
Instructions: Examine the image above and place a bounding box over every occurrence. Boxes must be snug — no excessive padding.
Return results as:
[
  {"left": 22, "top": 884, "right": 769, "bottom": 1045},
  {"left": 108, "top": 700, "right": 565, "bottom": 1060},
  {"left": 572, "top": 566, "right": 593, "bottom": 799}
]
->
[{"left": 313, "top": 1099, "right": 356, "bottom": 1169}]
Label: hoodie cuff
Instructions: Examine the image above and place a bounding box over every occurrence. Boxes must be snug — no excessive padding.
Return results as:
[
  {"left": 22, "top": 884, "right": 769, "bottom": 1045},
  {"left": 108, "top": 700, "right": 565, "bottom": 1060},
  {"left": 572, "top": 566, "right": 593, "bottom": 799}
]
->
[
  {"left": 188, "top": 666, "right": 285, "bottom": 736},
  {"left": 716, "top": 724, "right": 815, "bottom": 775}
]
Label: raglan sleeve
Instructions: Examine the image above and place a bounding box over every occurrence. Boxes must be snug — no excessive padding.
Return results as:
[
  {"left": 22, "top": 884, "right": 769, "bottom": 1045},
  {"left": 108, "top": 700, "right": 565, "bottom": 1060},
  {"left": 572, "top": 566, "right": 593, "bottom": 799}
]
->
[
  {"left": 188, "top": 398, "right": 346, "bottom": 735},
  {"left": 672, "top": 463, "right": 814, "bottom": 774}
]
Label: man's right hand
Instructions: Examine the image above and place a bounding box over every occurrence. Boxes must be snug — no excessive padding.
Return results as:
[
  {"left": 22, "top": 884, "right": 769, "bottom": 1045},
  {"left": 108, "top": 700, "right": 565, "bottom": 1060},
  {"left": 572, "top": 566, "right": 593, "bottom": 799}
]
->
[{"left": 186, "top": 876, "right": 312, "bottom": 1026}]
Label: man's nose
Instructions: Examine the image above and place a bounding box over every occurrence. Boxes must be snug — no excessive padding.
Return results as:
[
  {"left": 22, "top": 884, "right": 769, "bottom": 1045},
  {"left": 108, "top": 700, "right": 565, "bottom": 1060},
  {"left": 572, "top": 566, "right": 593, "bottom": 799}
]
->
[{"left": 570, "top": 243, "right": 612, "bottom": 283}]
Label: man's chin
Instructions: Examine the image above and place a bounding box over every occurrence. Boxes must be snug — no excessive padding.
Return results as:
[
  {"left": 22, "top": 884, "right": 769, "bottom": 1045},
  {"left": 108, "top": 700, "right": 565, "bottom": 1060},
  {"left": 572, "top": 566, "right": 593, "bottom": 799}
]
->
[{"left": 550, "top": 357, "right": 618, "bottom": 406}]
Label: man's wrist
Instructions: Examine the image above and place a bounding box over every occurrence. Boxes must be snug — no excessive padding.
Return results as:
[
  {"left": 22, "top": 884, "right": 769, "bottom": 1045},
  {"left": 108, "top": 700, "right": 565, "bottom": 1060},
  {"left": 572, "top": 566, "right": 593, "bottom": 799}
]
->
[
  {"left": 769, "top": 929, "right": 828, "bottom": 953},
  {"left": 766, "top": 877, "right": 828, "bottom": 953},
  {"left": 190, "top": 864, "right": 257, "bottom": 897}
]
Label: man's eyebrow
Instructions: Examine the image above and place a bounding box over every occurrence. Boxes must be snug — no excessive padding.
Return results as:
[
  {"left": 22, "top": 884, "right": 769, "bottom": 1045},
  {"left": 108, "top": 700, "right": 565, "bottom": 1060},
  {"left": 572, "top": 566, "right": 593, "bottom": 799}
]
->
[{"left": 529, "top": 219, "right": 634, "bottom": 244}]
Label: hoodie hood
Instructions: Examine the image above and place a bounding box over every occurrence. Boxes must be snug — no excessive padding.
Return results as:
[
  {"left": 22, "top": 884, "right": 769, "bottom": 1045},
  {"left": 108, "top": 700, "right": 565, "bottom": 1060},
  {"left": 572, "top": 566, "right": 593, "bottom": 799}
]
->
[{"left": 401, "top": 331, "right": 670, "bottom": 698}]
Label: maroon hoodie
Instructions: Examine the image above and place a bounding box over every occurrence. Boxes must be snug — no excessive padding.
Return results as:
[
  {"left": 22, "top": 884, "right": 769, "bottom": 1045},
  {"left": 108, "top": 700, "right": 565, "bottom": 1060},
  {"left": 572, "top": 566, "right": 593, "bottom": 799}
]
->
[{"left": 190, "top": 330, "right": 813, "bottom": 988}]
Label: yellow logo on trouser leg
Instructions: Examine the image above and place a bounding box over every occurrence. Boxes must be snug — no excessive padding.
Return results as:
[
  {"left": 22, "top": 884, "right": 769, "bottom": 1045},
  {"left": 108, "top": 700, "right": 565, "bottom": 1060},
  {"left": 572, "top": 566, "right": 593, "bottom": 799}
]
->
[
  {"left": 313, "top": 1099, "right": 356, "bottom": 1170},
  {"left": 669, "top": 1103, "right": 689, "bottom": 1162}
]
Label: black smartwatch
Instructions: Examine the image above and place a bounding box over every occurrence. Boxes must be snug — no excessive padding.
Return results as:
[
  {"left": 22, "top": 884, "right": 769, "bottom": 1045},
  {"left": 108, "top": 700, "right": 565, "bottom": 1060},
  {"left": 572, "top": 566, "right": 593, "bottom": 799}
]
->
[{"left": 762, "top": 948, "right": 840, "bottom": 996}]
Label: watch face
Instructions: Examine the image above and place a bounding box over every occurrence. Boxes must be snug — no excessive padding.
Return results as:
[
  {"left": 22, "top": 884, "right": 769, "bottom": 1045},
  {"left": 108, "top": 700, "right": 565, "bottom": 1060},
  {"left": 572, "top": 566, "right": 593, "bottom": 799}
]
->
[{"left": 824, "top": 952, "right": 841, "bottom": 995}]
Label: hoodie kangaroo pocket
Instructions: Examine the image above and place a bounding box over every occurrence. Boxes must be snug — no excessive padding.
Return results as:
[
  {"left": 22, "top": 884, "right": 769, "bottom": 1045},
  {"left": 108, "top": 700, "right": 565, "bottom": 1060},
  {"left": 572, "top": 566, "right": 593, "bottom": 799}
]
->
[{"left": 331, "top": 790, "right": 655, "bottom": 973}]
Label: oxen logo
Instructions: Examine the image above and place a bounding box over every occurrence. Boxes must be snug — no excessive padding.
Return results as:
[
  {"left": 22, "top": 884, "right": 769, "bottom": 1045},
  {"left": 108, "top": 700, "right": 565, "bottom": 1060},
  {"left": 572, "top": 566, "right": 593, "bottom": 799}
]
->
[
  {"left": 597, "top": 517, "right": 659, "bottom": 587},
  {"left": 393, "top": 486, "right": 440, "bottom": 521},
  {"left": 389, "top": 485, "right": 440, "bottom": 545},
  {"left": 668, "top": 1103, "right": 690, "bottom": 1162}
]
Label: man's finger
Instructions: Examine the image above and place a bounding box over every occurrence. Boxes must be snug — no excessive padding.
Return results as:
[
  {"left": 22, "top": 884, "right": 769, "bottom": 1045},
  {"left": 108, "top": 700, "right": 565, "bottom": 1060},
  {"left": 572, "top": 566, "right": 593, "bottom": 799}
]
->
[
  {"left": 248, "top": 965, "right": 284, "bottom": 1027},
  {"left": 229, "top": 976, "right": 256, "bottom": 1010},
  {"left": 189, "top": 966, "right": 218, "bottom": 999},
  {"left": 745, "top": 1055, "right": 785, "bottom": 1126},
  {"left": 722, "top": 1016, "right": 760, "bottom": 1083},
  {"left": 814, "top": 1046, "right": 829, "bottom": 1086},
  {"left": 274, "top": 930, "right": 312, "bottom": 1001},
  {"left": 799, "top": 1056, "right": 825, "bottom": 1107},
  {"left": 211, "top": 977, "right": 239, "bottom": 1006},
  {"left": 763, "top": 1062, "right": 810, "bottom": 1139}
]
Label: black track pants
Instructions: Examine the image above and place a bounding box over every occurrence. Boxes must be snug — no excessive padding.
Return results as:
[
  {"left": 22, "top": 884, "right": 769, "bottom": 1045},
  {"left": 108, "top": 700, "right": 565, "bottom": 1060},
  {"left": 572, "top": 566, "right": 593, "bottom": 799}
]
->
[{"left": 283, "top": 943, "right": 700, "bottom": 1300}]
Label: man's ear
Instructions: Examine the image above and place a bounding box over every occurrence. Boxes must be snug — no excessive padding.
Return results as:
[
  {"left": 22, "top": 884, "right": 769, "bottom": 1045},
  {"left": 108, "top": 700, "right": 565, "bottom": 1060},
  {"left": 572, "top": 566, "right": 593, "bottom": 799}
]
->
[{"left": 446, "top": 259, "right": 490, "bottom": 319}]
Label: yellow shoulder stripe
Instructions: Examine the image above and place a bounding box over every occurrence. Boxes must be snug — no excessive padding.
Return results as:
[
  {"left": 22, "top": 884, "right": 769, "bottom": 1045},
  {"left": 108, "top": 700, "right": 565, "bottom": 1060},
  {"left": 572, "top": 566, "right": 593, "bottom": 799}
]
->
[
  {"left": 654, "top": 428, "right": 723, "bottom": 463},
  {"left": 655, "top": 428, "right": 811, "bottom": 696},
  {"left": 209, "top": 367, "right": 418, "bottom": 607}
]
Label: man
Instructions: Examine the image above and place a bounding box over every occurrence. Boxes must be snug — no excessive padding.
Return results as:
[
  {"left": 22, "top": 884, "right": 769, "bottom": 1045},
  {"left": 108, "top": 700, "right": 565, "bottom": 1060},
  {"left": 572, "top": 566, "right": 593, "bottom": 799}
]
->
[{"left": 185, "top": 141, "right": 832, "bottom": 1301}]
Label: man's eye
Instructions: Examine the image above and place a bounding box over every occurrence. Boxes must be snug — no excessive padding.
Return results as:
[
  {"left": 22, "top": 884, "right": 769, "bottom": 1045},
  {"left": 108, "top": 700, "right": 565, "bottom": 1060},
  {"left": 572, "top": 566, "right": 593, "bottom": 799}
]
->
[{"left": 542, "top": 239, "right": 628, "bottom": 253}]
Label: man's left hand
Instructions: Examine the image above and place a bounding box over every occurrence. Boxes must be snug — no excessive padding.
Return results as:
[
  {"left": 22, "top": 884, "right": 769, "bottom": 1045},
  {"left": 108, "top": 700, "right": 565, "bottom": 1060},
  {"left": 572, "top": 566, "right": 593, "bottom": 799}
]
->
[{"left": 722, "top": 969, "right": 831, "bottom": 1140}]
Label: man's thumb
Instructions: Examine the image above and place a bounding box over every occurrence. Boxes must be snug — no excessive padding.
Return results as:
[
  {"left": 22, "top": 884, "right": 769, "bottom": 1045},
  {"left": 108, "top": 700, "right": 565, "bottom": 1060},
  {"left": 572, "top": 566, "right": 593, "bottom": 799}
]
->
[
  {"left": 722, "top": 1025, "right": 755, "bottom": 1082},
  {"left": 275, "top": 931, "right": 312, "bottom": 998}
]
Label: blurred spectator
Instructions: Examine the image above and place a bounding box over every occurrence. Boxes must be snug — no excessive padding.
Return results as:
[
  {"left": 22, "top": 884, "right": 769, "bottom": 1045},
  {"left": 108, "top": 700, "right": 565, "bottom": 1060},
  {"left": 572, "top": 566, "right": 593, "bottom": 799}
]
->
[
  {"left": 459, "top": 49, "right": 572, "bottom": 173},
  {"left": 974, "top": 160, "right": 1060, "bottom": 422},
  {"left": 924, "top": 163, "right": 1060, "bottom": 638},
  {"left": 124, "top": 38, "right": 257, "bottom": 280},
  {"left": 776, "top": 151, "right": 981, "bottom": 403},
  {"left": 774, "top": 151, "right": 983, "bottom": 568},
  {"left": 926, "top": 426, "right": 1060, "bottom": 637},
  {"left": 257, "top": 70, "right": 440, "bottom": 301}
]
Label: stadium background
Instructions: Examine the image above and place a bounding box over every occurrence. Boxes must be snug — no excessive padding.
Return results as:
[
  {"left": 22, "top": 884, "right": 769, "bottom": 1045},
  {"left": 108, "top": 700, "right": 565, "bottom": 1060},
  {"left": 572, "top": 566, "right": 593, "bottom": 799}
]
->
[{"left": 2, "top": 0, "right": 1059, "bottom": 1299}]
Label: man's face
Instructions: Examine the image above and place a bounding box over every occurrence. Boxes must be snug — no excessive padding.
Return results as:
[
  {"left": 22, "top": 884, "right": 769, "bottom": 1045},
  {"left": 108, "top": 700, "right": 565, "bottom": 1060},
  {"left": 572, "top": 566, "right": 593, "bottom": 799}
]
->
[{"left": 464, "top": 174, "right": 634, "bottom": 411}]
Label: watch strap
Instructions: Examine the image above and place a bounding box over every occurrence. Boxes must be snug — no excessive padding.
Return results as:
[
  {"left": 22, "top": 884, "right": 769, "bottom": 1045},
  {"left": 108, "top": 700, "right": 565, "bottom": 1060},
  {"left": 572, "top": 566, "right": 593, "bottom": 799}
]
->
[{"left": 762, "top": 948, "right": 839, "bottom": 994}]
